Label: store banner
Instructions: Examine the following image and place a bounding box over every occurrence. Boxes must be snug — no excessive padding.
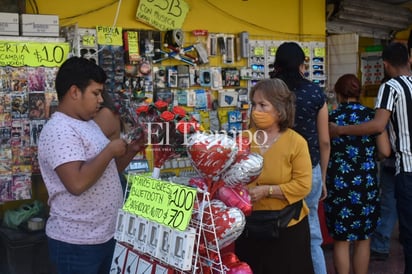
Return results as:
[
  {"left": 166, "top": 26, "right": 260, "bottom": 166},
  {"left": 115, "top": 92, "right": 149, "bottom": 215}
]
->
[
  {"left": 135, "top": 0, "right": 189, "bottom": 31},
  {"left": 123, "top": 174, "right": 196, "bottom": 231},
  {"left": 0, "top": 40, "right": 70, "bottom": 67}
]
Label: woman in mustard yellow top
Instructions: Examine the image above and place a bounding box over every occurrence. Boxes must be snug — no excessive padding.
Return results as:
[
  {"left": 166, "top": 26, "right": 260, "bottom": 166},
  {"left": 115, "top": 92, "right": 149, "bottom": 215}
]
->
[{"left": 235, "top": 78, "right": 314, "bottom": 274}]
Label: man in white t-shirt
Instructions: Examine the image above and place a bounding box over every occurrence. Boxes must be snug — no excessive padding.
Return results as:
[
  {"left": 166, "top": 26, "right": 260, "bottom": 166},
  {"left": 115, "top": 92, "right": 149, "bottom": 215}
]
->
[{"left": 38, "top": 57, "right": 144, "bottom": 274}]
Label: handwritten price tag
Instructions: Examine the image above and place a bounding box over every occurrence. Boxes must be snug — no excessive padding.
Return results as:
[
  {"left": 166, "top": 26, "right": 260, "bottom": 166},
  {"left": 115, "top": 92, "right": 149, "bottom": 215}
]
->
[
  {"left": 123, "top": 175, "right": 196, "bottom": 231},
  {"left": 0, "top": 41, "right": 70, "bottom": 67}
]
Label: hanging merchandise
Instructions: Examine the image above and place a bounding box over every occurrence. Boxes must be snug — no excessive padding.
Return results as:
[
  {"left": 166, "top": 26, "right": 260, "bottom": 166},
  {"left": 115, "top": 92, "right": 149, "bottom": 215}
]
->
[{"left": 0, "top": 38, "right": 69, "bottom": 202}]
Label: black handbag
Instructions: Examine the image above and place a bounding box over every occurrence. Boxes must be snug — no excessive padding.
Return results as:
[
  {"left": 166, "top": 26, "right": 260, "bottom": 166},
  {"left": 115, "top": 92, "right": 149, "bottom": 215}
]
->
[{"left": 243, "top": 200, "right": 303, "bottom": 239}]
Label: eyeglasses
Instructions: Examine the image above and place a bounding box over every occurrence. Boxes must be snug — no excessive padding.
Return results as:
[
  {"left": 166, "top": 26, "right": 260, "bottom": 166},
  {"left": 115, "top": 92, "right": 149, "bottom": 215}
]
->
[
  {"left": 250, "top": 56, "right": 265, "bottom": 63},
  {"left": 80, "top": 48, "right": 96, "bottom": 56},
  {"left": 313, "top": 70, "right": 324, "bottom": 76},
  {"left": 312, "top": 79, "right": 325, "bottom": 85},
  {"left": 312, "top": 57, "right": 324, "bottom": 63},
  {"left": 80, "top": 48, "right": 97, "bottom": 63},
  {"left": 252, "top": 72, "right": 264, "bottom": 79},
  {"left": 251, "top": 64, "right": 265, "bottom": 71}
]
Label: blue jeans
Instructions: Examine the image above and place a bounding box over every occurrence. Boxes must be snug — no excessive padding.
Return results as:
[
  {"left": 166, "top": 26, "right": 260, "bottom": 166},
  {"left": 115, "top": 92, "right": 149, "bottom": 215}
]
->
[
  {"left": 48, "top": 237, "right": 115, "bottom": 274},
  {"left": 305, "top": 164, "right": 327, "bottom": 274},
  {"left": 395, "top": 173, "right": 412, "bottom": 274},
  {"left": 371, "top": 165, "right": 397, "bottom": 254}
]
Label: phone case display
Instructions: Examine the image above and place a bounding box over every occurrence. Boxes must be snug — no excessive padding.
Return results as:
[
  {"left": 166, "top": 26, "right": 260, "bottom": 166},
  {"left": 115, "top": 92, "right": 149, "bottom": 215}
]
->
[{"left": 0, "top": 63, "right": 59, "bottom": 202}]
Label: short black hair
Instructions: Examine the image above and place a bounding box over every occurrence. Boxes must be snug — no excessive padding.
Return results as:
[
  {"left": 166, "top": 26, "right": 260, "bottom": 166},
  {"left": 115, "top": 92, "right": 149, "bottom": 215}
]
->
[
  {"left": 382, "top": 42, "right": 409, "bottom": 67},
  {"left": 55, "top": 56, "right": 107, "bottom": 101}
]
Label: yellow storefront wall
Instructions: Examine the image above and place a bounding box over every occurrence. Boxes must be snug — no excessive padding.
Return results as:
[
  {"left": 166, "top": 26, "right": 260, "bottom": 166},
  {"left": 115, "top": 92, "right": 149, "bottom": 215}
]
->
[{"left": 26, "top": 0, "right": 326, "bottom": 40}]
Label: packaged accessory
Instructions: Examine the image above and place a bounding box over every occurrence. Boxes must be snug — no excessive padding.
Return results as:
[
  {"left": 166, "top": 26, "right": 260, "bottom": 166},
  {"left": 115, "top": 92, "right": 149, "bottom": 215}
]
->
[{"left": 243, "top": 200, "right": 303, "bottom": 239}]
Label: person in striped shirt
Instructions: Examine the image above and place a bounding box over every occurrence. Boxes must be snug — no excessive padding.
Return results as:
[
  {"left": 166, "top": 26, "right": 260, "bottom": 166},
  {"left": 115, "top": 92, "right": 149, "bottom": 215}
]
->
[{"left": 329, "top": 42, "right": 412, "bottom": 274}]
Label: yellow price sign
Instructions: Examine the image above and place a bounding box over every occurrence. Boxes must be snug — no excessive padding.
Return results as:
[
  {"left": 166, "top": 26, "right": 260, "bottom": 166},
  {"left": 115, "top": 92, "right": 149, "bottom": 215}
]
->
[
  {"left": 82, "top": 35, "right": 96, "bottom": 47},
  {"left": 123, "top": 175, "right": 196, "bottom": 231},
  {"left": 314, "top": 47, "right": 325, "bottom": 57},
  {"left": 253, "top": 46, "right": 265, "bottom": 56},
  {"left": 268, "top": 46, "right": 277, "bottom": 56},
  {"left": 302, "top": 47, "right": 311, "bottom": 58},
  {"left": 0, "top": 40, "right": 69, "bottom": 67},
  {"left": 96, "top": 26, "right": 123, "bottom": 46}
]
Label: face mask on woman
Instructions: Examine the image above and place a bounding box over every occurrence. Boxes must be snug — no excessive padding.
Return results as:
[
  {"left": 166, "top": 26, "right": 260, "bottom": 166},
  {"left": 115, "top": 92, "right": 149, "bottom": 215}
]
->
[{"left": 252, "top": 110, "right": 275, "bottom": 129}]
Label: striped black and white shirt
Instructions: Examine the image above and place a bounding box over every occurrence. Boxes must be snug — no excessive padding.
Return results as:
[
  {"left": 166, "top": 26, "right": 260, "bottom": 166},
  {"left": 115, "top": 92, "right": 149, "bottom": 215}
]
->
[{"left": 375, "top": 75, "right": 412, "bottom": 174}]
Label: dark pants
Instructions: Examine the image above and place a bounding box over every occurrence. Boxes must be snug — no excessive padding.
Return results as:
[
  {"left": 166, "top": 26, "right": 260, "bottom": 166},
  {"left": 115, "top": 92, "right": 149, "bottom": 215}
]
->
[
  {"left": 47, "top": 237, "right": 115, "bottom": 274},
  {"left": 235, "top": 216, "right": 314, "bottom": 274},
  {"left": 395, "top": 173, "right": 412, "bottom": 274}
]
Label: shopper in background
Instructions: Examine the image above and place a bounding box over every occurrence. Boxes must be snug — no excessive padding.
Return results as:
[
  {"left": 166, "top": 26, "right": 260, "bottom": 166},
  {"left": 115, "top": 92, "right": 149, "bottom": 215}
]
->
[
  {"left": 370, "top": 151, "right": 398, "bottom": 261},
  {"left": 370, "top": 75, "right": 398, "bottom": 261},
  {"left": 270, "top": 41, "right": 330, "bottom": 274},
  {"left": 235, "top": 78, "right": 314, "bottom": 274},
  {"left": 37, "top": 57, "right": 145, "bottom": 274},
  {"left": 329, "top": 42, "right": 412, "bottom": 274},
  {"left": 325, "top": 74, "right": 391, "bottom": 274}
]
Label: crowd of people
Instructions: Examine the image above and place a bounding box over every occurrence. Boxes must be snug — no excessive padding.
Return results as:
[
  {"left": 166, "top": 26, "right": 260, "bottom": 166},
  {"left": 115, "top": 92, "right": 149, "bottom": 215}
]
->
[{"left": 36, "top": 41, "right": 408, "bottom": 274}]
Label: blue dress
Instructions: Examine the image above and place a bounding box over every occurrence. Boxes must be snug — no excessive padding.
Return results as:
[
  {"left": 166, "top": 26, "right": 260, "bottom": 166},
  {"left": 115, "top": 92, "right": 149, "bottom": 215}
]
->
[{"left": 324, "top": 102, "right": 380, "bottom": 241}]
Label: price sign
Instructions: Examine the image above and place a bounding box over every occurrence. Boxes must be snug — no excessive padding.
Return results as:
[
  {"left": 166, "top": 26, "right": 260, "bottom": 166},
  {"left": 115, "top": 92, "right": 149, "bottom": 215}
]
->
[
  {"left": 253, "top": 46, "right": 264, "bottom": 56},
  {"left": 96, "top": 26, "right": 123, "bottom": 46},
  {"left": 126, "top": 31, "right": 140, "bottom": 63},
  {"left": 81, "top": 35, "right": 96, "bottom": 47},
  {"left": 314, "top": 47, "right": 325, "bottom": 57},
  {"left": 136, "top": 0, "right": 190, "bottom": 31},
  {"left": 123, "top": 174, "right": 196, "bottom": 231},
  {"left": 268, "top": 46, "right": 278, "bottom": 56},
  {"left": 0, "top": 41, "right": 70, "bottom": 67},
  {"left": 302, "top": 46, "right": 311, "bottom": 59}
]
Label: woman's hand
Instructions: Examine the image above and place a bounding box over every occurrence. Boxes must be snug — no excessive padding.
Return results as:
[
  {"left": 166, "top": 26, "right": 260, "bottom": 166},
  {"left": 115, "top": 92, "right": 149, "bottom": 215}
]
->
[{"left": 249, "top": 185, "right": 269, "bottom": 202}]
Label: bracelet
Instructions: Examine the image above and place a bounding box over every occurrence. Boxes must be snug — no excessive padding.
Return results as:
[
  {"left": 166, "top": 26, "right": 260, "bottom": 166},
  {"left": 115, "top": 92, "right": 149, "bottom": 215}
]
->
[{"left": 268, "top": 186, "right": 273, "bottom": 196}]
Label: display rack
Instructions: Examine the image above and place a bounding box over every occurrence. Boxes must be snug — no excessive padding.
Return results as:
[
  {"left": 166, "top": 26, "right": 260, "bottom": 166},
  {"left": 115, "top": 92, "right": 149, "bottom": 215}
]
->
[{"left": 113, "top": 175, "right": 228, "bottom": 274}]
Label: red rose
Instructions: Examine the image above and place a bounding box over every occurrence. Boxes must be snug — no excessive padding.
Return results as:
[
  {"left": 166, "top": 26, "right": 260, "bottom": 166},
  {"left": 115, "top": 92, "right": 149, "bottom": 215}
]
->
[
  {"left": 176, "top": 121, "right": 199, "bottom": 134},
  {"left": 154, "top": 100, "right": 168, "bottom": 110},
  {"left": 136, "top": 104, "right": 149, "bottom": 114},
  {"left": 160, "top": 111, "right": 175, "bottom": 122},
  {"left": 172, "top": 106, "right": 187, "bottom": 118}
]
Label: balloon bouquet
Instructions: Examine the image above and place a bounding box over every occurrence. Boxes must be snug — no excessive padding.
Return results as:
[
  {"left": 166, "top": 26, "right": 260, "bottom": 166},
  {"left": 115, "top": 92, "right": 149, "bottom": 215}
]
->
[{"left": 186, "top": 131, "right": 263, "bottom": 273}]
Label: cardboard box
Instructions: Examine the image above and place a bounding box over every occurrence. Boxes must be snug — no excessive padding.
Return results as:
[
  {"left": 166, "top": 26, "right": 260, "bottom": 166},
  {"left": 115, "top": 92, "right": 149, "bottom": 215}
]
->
[
  {"left": 0, "top": 12, "right": 19, "bottom": 36},
  {"left": 20, "top": 14, "right": 59, "bottom": 37}
]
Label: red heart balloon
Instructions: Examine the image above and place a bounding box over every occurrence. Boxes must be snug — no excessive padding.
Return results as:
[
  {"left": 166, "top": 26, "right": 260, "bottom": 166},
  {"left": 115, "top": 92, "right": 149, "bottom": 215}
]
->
[
  {"left": 220, "top": 252, "right": 253, "bottom": 274},
  {"left": 226, "top": 262, "right": 253, "bottom": 274},
  {"left": 221, "top": 152, "right": 263, "bottom": 187},
  {"left": 221, "top": 251, "right": 240, "bottom": 266},
  {"left": 201, "top": 200, "right": 245, "bottom": 250},
  {"left": 187, "top": 132, "right": 238, "bottom": 181},
  {"left": 215, "top": 184, "right": 252, "bottom": 216}
]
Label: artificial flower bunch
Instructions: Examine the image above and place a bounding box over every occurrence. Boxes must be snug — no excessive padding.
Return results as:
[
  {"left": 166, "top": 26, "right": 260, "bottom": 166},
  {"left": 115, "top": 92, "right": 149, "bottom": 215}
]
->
[{"left": 132, "top": 99, "right": 201, "bottom": 177}]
